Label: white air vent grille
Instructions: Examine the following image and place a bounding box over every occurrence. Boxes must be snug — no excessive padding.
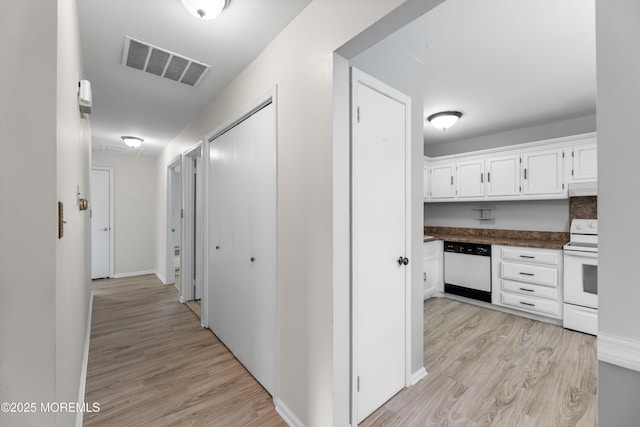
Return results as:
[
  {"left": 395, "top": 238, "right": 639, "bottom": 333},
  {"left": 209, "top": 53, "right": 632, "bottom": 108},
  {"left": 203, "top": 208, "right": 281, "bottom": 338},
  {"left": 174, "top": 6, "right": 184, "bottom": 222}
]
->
[{"left": 122, "top": 36, "right": 210, "bottom": 87}]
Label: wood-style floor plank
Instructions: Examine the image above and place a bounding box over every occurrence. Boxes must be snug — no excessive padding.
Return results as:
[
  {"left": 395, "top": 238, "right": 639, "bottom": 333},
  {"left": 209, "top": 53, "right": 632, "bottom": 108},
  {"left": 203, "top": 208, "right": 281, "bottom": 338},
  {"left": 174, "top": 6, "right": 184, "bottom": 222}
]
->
[
  {"left": 83, "top": 275, "right": 285, "bottom": 427},
  {"left": 361, "top": 298, "right": 597, "bottom": 427}
]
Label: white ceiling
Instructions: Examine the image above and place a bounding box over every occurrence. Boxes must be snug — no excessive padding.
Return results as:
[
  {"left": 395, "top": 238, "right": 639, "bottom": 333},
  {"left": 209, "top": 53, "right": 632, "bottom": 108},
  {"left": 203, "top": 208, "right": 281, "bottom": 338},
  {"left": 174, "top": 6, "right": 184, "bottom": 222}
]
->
[
  {"left": 78, "top": 0, "right": 312, "bottom": 156},
  {"left": 387, "top": 0, "right": 596, "bottom": 145},
  {"left": 78, "top": 0, "right": 596, "bottom": 155}
]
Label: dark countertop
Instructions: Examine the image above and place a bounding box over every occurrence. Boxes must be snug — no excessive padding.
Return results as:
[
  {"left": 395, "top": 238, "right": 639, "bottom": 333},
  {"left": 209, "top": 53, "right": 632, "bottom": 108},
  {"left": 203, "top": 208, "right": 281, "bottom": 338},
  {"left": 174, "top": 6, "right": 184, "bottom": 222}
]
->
[{"left": 423, "top": 227, "right": 569, "bottom": 250}]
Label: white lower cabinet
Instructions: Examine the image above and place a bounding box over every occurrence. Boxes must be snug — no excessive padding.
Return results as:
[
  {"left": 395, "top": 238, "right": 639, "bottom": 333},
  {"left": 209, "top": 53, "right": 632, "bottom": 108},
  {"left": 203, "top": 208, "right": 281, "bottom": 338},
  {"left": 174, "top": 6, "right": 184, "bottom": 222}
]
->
[
  {"left": 492, "top": 245, "right": 563, "bottom": 320},
  {"left": 423, "top": 240, "right": 444, "bottom": 298}
]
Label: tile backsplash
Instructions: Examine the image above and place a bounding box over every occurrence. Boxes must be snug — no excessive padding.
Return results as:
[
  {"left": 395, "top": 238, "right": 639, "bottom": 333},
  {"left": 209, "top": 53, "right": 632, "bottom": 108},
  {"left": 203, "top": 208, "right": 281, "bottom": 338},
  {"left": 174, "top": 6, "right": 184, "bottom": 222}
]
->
[{"left": 569, "top": 196, "right": 597, "bottom": 221}]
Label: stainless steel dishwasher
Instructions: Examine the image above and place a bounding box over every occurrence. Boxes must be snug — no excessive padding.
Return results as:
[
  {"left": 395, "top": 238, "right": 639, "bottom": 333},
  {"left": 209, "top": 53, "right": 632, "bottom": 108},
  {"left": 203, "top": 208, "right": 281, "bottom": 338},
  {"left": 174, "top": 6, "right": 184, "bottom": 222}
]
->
[{"left": 444, "top": 241, "right": 492, "bottom": 303}]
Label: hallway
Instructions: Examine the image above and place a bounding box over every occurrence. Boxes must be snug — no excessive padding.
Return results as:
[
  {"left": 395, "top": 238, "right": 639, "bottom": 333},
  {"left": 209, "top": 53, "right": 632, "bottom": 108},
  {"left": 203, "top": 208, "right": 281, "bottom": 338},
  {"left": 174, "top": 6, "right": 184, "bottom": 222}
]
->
[{"left": 83, "top": 275, "right": 284, "bottom": 426}]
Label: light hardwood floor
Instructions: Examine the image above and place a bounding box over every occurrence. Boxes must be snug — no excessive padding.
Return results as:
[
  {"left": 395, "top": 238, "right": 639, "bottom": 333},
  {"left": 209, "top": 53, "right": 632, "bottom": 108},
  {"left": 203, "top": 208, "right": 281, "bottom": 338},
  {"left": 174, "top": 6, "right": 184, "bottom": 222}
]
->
[
  {"left": 83, "top": 274, "right": 285, "bottom": 427},
  {"left": 85, "top": 276, "right": 596, "bottom": 426},
  {"left": 362, "top": 298, "right": 597, "bottom": 427}
]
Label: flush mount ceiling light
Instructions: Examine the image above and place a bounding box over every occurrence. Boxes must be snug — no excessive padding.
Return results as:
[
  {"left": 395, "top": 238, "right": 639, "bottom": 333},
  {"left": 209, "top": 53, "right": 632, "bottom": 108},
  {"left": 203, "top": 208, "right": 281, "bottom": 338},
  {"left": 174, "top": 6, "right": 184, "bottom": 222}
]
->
[
  {"left": 427, "top": 111, "right": 463, "bottom": 131},
  {"left": 121, "top": 136, "right": 144, "bottom": 148},
  {"left": 181, "top": 0, "right": 228, "bottom": 20}
]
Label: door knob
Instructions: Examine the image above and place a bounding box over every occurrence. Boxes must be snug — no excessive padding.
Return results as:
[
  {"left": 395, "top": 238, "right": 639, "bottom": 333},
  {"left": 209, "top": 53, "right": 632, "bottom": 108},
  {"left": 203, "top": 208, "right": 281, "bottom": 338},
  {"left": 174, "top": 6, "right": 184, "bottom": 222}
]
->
[
  {"left": 397, "top": 256, "right": 404, "bottom": 266},
  {"left": 250, "top": 257, "right": 255, "bottom": 262},
  {"left": 403, "top": 257, "right": 409, "bottom": 265},
  {"left": 102, "top": 227, "right": 109, "bottom": 231},
  {"left": 215, "top": 246, "right": 220, "bottom": 250}
]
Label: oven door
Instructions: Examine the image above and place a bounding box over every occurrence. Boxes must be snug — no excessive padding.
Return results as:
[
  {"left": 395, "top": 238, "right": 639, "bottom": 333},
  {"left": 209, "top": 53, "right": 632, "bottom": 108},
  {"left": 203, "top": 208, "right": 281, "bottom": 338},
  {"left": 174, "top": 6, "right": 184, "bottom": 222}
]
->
[{"left": 563, "top": 249, "right": 598, "bottom": 309}]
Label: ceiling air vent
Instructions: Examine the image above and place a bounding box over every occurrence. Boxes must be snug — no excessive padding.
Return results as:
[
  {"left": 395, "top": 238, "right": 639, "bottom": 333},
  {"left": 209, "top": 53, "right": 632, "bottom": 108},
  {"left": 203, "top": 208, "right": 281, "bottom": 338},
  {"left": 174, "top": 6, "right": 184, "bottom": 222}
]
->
[{"left": 122, "top": 36, "right": 210, "bottom": 87}]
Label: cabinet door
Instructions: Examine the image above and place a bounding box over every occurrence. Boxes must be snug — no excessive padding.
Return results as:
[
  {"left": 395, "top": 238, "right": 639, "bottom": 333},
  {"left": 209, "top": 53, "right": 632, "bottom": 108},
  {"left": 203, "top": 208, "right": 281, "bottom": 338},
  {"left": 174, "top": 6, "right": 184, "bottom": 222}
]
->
[
  {"left": 423, "top": 241, "right": 443, "bottom": 297},
  {"left": 486, "top": 154, "right": 521, "bottom": 197},
  {"left": 429, "top": 163, "right": 455, "bottom": 199},
  {"left": 456, "top": 159, "right": 485, "bottom": 198},
  {"left": 423, "top": 161, "right": 429, "bottom": 200},
  {"left": 571, "top": 143, "right": 597, "bottom": 182},
  {"left": 522, "top": 148, "right": 565, "bottom": 196}
]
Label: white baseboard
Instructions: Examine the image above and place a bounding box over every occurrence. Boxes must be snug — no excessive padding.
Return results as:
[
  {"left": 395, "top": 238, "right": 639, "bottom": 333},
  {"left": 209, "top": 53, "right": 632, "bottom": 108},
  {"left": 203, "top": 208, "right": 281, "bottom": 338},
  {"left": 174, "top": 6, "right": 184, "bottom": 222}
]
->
[
  {"left": 598, "top": 332, "right": 640, "bottom": 373},
  {"left": 76, "top": 291, "right": 94, "bottom": 427},
  {"left": 112, "top": 269, "right": 156, "bottom": 279},
  {"left": 155, "top": 271, "right": 167, "bottom": 284},
  {"left": 411, "top": 367, "right": 428, "bottom": 385},
  {"left": 275, "top": 397, "right": 305, "bottom": 427}
]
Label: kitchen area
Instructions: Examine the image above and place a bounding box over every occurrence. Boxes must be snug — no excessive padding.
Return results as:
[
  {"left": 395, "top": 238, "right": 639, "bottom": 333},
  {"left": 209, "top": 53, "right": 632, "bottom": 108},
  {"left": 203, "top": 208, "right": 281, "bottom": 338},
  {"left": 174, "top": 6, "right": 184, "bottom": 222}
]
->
[{"left": 423, "top": 132, "right": 598, "bottom": 335}]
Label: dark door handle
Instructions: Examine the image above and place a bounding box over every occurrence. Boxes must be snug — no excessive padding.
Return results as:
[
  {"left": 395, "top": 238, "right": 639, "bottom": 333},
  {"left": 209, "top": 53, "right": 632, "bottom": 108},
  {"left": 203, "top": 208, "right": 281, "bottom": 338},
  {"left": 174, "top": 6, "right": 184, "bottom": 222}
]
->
[
  {"left": 250, "top": 257, "right": 255, "bottom": 262},
  {"left": 403, "top": 257, "right": 409, "bottom": 266},
  {"left": 397, "top": 256, "right": 404, "bottom": 266}
]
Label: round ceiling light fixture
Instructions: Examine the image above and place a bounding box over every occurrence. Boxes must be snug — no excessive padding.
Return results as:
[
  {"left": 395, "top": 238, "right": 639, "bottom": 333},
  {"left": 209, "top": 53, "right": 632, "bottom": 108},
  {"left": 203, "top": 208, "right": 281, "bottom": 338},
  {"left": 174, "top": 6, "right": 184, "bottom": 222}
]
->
[
  {"left": 121, "top": 136, "right": 144, "bottom": 148},
  {"left": 181, "top": 0, "right": 228, "bottom": 20},
  {"left": 427, "top": 111, "right": 462, "bottom": 131}
]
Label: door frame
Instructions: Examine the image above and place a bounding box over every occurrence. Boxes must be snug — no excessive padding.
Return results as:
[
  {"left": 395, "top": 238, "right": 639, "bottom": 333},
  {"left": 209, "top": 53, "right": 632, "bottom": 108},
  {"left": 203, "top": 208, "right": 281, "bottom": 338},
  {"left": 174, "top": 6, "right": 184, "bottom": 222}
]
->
[
  {"left": 165, "top": 155, "right": 182, "bottom": 286},
  {"left": 91, "top": 166, "right": 114, "bottom": 279},
  {"left": 202, "top": 86, "right": 279, "bottom": 395},
  {"left": 350, "top": 68, "right": 413, "bottom": 425},
  {"left": 180, "top": 141, "right": 203, "bottom": 304}
]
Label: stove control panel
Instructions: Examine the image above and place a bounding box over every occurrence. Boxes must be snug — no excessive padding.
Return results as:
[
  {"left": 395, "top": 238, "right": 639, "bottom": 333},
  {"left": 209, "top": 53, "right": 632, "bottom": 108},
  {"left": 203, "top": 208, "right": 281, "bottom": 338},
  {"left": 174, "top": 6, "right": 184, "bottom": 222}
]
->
[{"left": 570, "top": 219, "right": 598, "bottom": 235}]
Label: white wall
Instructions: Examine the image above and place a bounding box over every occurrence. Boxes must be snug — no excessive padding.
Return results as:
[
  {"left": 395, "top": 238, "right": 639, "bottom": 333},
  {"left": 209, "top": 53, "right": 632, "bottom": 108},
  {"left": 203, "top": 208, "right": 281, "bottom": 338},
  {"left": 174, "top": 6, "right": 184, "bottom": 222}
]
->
[
  {"left": 93, "top": 151, "right": 157, "bottom": 276},
  {"left": 0, "top": 0, "right": 92, "bottom": 425},
  {"left": 425, "top": 199, "right": 570, "bottom": 232},
  {"left": 425, "top": 113, "right": 596, "bottom": 157},
  {"left": 596, "top": 0, "right": 640, "bottom": 423}
]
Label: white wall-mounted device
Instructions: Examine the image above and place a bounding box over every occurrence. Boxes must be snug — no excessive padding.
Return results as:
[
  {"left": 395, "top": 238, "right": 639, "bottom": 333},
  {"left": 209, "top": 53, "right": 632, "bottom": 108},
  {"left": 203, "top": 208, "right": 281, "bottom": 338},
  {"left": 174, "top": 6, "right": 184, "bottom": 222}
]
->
[{"left": 78, "top": 79, "right": 92, "bottom": 115}]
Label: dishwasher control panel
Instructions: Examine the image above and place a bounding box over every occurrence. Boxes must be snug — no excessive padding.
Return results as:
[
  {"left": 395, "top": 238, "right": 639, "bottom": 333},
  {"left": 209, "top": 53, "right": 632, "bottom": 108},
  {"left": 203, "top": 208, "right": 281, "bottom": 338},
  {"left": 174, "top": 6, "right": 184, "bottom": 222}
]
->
[{"left": 444, "top": 241, "right": 491, "bottom": 256}]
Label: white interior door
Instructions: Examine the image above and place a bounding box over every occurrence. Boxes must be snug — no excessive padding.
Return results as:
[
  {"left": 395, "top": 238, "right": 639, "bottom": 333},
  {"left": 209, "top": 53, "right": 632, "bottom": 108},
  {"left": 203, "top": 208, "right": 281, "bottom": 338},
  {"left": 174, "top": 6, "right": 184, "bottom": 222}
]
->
[
  {"left": 353, "top": 72, "right": 408, "bottom": 423},
  {"left": 91, "top": 168, "right": 111, "bottom": 279},
  {"left": 194, "top": 155, "right": 204, "bottom": 300},
  {"left": 208, "top": 102, "right": 276, "bottom": 395}
]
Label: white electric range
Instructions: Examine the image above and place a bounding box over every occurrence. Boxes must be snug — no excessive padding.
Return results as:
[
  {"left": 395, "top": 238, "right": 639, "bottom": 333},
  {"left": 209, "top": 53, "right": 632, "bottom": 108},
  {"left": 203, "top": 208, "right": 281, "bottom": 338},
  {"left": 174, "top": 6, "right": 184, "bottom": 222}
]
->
[{"left": 563, "top": 219, "right": 598, "bottom": 335}]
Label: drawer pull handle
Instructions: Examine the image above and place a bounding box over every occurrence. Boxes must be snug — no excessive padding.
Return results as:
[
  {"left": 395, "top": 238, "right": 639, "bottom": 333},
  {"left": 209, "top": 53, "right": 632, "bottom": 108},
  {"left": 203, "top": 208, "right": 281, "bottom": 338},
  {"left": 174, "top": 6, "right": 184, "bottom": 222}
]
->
[
  {"left": 519, "top": 288, "right": 535, "bottom": 292},
  {"left": 519, "top": 272, "right": 535, "bottom": 276},
  {"left": 519, "top": 255, "right": 535, "bottom": 259},
  {"left": 520, "top": 301, "right": 535, "bottom": 307}
]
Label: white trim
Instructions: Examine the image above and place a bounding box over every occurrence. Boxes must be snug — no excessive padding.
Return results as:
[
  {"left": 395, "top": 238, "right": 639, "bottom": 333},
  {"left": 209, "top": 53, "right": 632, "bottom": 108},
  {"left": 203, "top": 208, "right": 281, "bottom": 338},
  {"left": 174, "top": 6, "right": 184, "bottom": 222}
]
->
[
  {"left": 75, "top": 291, "right": 94, "bottom": 427},
  {"left": 155, "top": 271, "right": 167, "bottom": 284},
  {"left": 410, "top": 367, "right": 428, "bottom": 385},
  {"left": 166, "top": 155, "right": 182, "bottom": 286},
  {"left": 112, "top": 269, "right": 157, "bottom": 279},
  {"left": 598, "top": 333, "right": 640, "bottom": 373},
  {"left": 350, "top": 68, "right": 413, "bottom": 425},
  {"left": 275, "top": 398, "right": 305, "bottom": 427},
  {"left": 91, "top": 167, "right": 114, "bottom": 278}
]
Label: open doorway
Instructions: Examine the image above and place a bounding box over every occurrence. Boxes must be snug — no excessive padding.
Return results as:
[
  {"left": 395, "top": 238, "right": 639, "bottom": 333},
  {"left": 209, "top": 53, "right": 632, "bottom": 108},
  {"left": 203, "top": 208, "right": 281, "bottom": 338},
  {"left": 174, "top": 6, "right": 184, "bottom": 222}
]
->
[
  {"left": 180, "top": 142, "right": 204, "bottom": 313},
  {"left": 166, "top": 157, "right": 182, "bottom": 290}
]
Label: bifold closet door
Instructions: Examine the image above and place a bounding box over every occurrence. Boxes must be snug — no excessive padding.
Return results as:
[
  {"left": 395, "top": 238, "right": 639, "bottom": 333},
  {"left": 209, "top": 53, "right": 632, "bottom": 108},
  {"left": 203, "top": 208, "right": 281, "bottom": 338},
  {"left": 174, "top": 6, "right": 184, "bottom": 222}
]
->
[{"left": 208, "top": 102, "right": 276, "bottom": 395}]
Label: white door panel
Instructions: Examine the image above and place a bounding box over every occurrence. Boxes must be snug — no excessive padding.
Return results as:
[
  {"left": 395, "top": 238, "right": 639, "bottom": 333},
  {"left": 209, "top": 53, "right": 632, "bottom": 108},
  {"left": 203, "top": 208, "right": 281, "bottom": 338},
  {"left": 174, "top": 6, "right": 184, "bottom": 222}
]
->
[
  {"left": 354, "top": 77, "right": 407, "bottom": 423},
  {"left": 91, "top": 169, "right": 111, "bottom": 279},
  {"left": 207, "top": 103, "right": 275, "bottom": 395}
]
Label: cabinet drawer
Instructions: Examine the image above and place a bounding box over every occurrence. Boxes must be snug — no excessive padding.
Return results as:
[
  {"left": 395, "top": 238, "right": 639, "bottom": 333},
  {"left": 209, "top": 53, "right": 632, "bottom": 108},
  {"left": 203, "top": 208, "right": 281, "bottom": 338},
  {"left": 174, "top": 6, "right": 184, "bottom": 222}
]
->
[
  {"left": 501, "top": 262, "right": 558, "bottom": 287},
  {"left": 500, "top": 279, "right": 558, "bottom": 300},
  {"left": 501, "top": 292, "right": 559, "bottom": 316},
  {"left": 500, "top": 247, "right": 559, "bottom": 265}
]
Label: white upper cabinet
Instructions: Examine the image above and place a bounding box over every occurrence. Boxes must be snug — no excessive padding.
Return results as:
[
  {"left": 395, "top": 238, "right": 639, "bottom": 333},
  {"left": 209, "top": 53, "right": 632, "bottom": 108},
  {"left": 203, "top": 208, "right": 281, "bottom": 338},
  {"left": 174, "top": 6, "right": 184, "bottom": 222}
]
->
[
  {"left": 429, "top": 163, "right": 455, "bottom": 199},
  {"left": 522, "top": 148, "right": 565, "bottom": 197},
  {"left": 570, "top": 142, "right": 597, "bottom": 182},
  {"left": 456, "top": 159, "right": 485, "bottom": 198},
  {"left": 424, "top": 133, "right": 595, "bottom": 203},
  {"left": 423, "top": 160, "right": 429, "bottom": 199},
  {"left": 486, "top": 154, "right": 521, "bottom": 197}
]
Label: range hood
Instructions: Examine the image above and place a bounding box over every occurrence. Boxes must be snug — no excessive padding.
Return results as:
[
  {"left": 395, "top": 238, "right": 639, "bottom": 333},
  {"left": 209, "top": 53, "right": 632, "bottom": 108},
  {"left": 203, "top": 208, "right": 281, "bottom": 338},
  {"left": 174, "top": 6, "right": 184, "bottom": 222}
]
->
[{"left": 568, "top": 182, "right": 598, "bottom": 197}]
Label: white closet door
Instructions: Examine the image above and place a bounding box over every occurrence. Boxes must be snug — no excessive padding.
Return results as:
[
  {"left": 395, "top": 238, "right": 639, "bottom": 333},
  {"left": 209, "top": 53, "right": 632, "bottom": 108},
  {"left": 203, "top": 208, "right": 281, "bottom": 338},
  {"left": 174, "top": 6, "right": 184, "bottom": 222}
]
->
[{"left": 207, "top": 102, "right": 275, "bottom": 395}]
